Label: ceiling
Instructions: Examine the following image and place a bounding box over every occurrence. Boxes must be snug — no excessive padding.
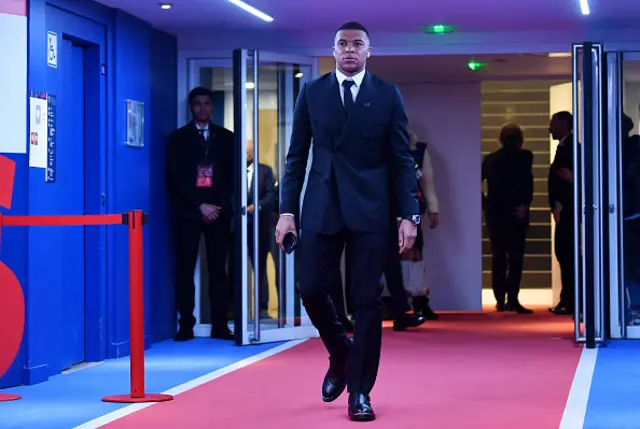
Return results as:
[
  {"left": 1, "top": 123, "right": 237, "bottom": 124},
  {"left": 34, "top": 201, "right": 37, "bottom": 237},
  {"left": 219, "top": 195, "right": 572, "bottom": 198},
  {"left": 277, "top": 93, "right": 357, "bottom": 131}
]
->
[{"left": 95, "top": 0, "right": 640, "bottom": 37}]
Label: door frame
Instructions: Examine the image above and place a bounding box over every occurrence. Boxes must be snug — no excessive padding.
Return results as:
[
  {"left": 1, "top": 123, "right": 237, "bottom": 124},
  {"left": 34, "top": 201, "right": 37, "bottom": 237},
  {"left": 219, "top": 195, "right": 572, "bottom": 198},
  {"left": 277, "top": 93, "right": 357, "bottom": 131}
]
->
[
  {"left": 606, "top": 50, "right": 640, "bottom": 339},
  {"left": 232, "top": 48, "right": 319, "bottom": 345}
]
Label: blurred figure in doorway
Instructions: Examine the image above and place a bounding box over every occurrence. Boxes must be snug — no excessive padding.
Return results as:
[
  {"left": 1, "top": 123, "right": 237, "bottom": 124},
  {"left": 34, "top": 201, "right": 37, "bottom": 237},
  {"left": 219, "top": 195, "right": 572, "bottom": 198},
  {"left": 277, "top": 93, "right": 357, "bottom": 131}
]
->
[{"left": 482, "top": 123, "right": 533, "bottom": 314}]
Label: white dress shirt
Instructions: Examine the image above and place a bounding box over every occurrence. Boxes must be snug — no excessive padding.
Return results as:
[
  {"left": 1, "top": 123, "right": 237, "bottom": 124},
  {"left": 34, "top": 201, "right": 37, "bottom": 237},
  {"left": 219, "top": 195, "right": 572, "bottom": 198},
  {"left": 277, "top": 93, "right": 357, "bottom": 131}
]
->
[{"left": 195, "top": 122, "right": 209, "bottom": 140}]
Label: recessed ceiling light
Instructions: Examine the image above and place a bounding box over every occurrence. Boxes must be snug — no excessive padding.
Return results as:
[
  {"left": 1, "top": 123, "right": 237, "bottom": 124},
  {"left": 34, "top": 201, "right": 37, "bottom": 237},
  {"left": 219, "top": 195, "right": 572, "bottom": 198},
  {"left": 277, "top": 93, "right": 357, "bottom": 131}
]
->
[
  {"left": 579, "top": 0, "right": 590, "bottom": 15},
  {"left": 295, "top": 72, "right": 304, "bottom": 78},
  {"left": 227, "top": 0, "right": 274, "bottom": 22},
  {"left": 160, "top": 3, "right": 171, "bottom": 10},
  {"left": 245, "top": 82, "right": 255, "bottom": 89}
]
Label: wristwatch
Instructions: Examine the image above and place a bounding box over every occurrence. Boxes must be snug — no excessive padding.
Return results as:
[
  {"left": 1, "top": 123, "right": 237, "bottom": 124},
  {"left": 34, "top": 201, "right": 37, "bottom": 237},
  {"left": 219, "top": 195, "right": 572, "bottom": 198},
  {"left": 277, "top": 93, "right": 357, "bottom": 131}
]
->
[{"left": 404, "top": 214, "right": 421, "bottom": 226}]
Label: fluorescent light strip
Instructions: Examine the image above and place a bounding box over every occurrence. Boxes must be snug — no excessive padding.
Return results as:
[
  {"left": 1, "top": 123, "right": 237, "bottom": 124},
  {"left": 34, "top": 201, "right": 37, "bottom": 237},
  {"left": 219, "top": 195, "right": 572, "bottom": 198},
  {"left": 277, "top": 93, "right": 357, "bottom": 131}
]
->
[
  {"left": 579, "top": 0, "right": 590, "bottom": 15},
  {"left": 227, "top": 0, "right": 274, "bottom": 22}
]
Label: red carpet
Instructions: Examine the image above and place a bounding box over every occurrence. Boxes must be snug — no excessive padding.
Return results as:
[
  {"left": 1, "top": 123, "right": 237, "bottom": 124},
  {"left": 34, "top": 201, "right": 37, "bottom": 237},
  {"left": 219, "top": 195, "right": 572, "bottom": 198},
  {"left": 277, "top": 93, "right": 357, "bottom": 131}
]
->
[{"left": 105, "top": 309, "right": 580, "bottom": 429}]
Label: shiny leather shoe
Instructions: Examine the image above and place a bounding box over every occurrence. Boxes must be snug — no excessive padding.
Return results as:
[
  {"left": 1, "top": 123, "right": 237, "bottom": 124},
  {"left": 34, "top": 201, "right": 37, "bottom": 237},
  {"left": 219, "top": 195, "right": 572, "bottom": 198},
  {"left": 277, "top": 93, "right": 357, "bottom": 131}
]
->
[
  {"left": 392, "top": 313, "right": 426, "bottom": 331},
  {"left": 322, "top": 339, "right": 351, "bottom": 402},
  {"left": 348, "top": 393, "right": 375, "bottom": 421}
]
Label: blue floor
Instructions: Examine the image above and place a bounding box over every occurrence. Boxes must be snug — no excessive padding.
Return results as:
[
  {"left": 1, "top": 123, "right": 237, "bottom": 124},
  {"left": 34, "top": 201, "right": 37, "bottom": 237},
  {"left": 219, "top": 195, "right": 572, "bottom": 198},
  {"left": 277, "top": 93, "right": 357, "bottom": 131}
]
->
[
  {"left": 0, "top": 339, "right": 283, "bottom": 429},
  {"left": 584, "top": 341, "right": 640, "bottom": 429}
]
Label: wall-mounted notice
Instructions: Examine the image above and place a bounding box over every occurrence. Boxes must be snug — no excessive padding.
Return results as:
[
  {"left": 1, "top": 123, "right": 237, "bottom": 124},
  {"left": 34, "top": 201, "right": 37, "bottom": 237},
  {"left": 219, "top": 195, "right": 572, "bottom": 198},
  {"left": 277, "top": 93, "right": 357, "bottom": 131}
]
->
[
  {"left": 125, "top": 99, "right": 144, "bottom": 148},
  {"left": 45, "top": 94, "right": 57, "bottom": 183},
  {"left": 47, "top": 31, "right": 57, "bottom": 68},
  {"left": 29, "top": 92, "right": 48, "bottom": 168}
]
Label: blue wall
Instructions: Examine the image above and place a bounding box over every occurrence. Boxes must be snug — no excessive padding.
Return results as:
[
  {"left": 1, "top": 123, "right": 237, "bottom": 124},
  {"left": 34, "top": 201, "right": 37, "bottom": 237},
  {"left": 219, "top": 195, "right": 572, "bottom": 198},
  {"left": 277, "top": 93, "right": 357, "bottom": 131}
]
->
[{"left": 1, "top": 0, "right": 177, "bottom": 388}]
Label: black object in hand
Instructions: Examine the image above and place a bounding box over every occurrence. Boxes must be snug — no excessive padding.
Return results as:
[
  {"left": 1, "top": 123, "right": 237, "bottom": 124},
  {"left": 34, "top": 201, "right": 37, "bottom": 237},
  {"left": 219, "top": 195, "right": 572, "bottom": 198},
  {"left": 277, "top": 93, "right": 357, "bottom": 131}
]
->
[{"left": 283, "top": 232, "right": 298, "bottom": 254}]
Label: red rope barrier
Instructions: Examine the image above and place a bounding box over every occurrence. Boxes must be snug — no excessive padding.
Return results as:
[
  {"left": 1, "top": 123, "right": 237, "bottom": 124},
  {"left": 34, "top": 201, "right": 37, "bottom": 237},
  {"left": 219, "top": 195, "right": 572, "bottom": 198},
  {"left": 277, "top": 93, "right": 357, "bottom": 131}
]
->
[
  {"left": 0, "top": 214, "right": 124, "bottom": 227},
  {"left": 0, "top": 210, "right": 173, "bottom": 404}
]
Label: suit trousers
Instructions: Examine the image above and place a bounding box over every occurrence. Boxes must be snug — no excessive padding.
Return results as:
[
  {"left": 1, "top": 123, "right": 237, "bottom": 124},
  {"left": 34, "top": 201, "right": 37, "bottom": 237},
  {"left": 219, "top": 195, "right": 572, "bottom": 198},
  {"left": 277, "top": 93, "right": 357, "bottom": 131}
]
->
[
  {"left": 296, "top": 228, "right": 388, "bottom": 395},
  {"left": 173, "top": 217, "right": 231, "bottom": 330}
]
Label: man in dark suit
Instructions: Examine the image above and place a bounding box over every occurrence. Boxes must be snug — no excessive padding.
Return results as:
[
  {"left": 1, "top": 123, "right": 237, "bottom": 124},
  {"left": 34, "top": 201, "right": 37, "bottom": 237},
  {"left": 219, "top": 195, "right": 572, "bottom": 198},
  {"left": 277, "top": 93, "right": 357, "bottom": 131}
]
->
[
  {"left": 246, "top": 140, "right": 275, "bottom": 316},
  {"left": 275, "top": 21, "right": 419, "bottom": 421},
  {"left": 548, "top": 111, "right": 577, "bottom": 315},
  {"left": 166, "top": 86, "right": 234, "bottom": 341},
  {"left": 482, "top": 123, "right": 534, "bottom": 314}
]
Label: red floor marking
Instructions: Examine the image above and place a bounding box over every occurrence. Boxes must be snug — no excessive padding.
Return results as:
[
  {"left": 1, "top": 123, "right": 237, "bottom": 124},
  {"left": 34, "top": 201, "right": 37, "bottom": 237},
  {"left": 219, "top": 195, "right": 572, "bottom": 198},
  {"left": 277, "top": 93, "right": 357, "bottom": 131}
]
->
[{"left": 104, "top": 309, "right": 581, "bottom": 429}]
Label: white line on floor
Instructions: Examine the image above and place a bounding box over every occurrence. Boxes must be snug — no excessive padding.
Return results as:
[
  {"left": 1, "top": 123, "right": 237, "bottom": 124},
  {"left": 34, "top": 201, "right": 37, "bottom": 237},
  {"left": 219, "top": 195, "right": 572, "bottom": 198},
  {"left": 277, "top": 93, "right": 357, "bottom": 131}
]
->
[
  {"left": 559, "top": 346, "right": 599, "bottom": 429},
  {"left": 73, "top": 339, "right": 307, "bottom": 429}
]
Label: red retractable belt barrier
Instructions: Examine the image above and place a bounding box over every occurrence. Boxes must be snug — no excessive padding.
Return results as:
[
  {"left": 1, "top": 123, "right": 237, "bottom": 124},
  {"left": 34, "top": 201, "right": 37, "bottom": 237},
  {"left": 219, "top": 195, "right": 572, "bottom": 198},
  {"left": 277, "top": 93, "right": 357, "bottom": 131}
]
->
[{"left": 0, "top": 210, "right": 173, "bottom": 404}]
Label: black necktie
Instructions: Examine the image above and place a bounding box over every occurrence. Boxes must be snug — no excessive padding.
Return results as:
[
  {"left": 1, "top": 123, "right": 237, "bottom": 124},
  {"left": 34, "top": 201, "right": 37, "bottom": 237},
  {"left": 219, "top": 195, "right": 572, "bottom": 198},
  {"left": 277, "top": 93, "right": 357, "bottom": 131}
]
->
[
  {"left": 198, "top": 129, "right": 208, "bottom": 159},
  {"left": 342, "top": 80, "right": 355, "bottom": 115}
]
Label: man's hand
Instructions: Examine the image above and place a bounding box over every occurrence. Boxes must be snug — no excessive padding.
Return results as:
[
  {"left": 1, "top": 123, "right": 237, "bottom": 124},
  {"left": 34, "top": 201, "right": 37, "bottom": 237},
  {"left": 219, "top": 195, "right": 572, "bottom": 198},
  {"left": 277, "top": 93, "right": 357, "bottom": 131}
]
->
[
  {"left": 247, "top": 204, "right": 255, "bottom": 215},
  {"left": 552, "top": 202, "right": 562, "bottom": 224},
  {"left": 556, "top": 167, "right": 573, "bottom": 183},
  {"left": 428, "top": 213, "right": 439, "bottom": 229},
  {"left": 200, "top": 203, "right": 221, "bottom": 222},
  {"left": 398, "top": 219, "right": 417, "bottom": 254},
  {"left": 275, "top": 215, "right": 297, "bottom": 250}
]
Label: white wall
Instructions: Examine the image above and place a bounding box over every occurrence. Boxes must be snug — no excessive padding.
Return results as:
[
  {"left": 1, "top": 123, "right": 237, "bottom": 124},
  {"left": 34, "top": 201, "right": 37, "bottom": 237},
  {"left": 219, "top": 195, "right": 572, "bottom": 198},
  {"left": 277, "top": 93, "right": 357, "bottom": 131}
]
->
[
  {"left": 397, "top": 82, "right": 483, "bottom": 311},
  {"left": 222, "top": 90, "right": 278, "bottom": 137}
]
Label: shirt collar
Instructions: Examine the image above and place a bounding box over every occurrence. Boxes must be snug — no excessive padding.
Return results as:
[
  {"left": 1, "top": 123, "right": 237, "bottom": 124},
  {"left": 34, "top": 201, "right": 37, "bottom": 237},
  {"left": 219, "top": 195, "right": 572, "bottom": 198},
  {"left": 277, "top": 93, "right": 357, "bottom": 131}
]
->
[
  {"left": 559, "top": 135, "right": 570, "bottom": 146},
  {"left": 335, "top": 68, "right": 366, "bottom": 88},
  {"left": 194, "top": 122, "right": 209, "bottom": 132}
]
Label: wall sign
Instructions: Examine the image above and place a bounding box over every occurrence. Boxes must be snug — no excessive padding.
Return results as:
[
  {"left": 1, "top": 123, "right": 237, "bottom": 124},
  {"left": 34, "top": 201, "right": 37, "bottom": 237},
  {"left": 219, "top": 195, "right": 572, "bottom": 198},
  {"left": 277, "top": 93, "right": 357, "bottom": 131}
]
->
[
  {"left": 28, "top": 90, "right": 57, "bottom": 182},
  {"left": 125, "top": 99, "right": 144, "bottom": 148},
  {"left": 47, "top": 31, "right": 57, "bottom": 68}
]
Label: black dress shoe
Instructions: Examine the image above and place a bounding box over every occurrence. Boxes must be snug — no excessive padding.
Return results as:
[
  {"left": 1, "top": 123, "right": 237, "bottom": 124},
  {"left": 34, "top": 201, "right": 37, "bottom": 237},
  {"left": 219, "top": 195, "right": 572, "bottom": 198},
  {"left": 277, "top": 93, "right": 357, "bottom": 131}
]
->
[
  {"left": 174, "top": 329, "right": 194, "bottom": 342},
  {"left": 506, "top": 303, "right": 534, "bottom": 314},
  {"left": 393, "top": 313, "right": 426, "bottom": 331},
  {"left": 210, "top": 326, "right": 234, "bottom": 340},
  {"left": 322, "top": 339, "right": 351, "bottom": 402},
  {"left": 348, "top": 393, "right": 375, "bottom": 421},
  {"left": 549, "top": 305, "right": 572, "bottom": 315}
]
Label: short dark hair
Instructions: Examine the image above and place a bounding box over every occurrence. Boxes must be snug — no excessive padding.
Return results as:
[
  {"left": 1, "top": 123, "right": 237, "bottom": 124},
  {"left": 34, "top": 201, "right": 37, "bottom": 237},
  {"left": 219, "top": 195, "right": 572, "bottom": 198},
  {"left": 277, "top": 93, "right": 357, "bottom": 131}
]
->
[
  {"left": 188, "top": 86, "right": 212, "bottom": 104},
  {"left": 335, "top": 21, "right": 371, "bottom": 43},
  {"left": 499, "top": 123, "right": 524, "bottom": 149},
  {"left": 552, "top": 111, "right": 573, "bottom": 129}
]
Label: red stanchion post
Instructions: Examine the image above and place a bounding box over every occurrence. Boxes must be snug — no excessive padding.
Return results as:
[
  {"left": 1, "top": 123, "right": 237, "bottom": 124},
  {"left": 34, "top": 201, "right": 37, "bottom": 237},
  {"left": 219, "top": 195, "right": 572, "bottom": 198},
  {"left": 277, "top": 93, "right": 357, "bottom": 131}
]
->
[{"left": 102, "top": 210, "right": 173, "bottom": 403}]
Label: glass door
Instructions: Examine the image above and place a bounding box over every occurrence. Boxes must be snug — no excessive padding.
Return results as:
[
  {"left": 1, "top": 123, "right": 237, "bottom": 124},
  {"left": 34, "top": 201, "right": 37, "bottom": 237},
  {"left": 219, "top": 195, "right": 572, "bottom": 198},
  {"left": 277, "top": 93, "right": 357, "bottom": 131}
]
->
[
  {"left": 607, "top": 51, "right": 640, "bottom": 339},
  {"left": 572, "top": 43, "right": 607, "bottom": 347},
  {"left": 232, "top": 49, "right": 319, "bottom": 345}
]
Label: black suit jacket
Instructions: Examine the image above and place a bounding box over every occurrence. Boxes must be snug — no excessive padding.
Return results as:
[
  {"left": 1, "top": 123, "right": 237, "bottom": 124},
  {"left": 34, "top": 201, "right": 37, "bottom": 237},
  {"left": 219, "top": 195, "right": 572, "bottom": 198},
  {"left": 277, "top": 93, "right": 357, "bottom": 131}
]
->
[
  {"left": 482, "top": 147, "right": 534, "bottom": 227},
  {"left": 280, "top": 71, "right": 419, "bottom": 234},
  {"left": 248, "top": 162, "right": 275, "bottom": 226},
  {"left": 166, "top": 122, "right": 234, "bottom": 220},
  {"left": 548, "top": 134, "right": 578, "bottom": 212}
]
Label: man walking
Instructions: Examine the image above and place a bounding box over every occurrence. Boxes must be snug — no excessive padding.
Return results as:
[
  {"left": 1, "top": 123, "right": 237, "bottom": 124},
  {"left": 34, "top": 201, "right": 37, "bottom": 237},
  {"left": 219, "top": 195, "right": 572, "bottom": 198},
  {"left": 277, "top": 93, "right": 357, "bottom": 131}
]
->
[{"left": 275, "top": 21, "right": 419, "bottom": 421}]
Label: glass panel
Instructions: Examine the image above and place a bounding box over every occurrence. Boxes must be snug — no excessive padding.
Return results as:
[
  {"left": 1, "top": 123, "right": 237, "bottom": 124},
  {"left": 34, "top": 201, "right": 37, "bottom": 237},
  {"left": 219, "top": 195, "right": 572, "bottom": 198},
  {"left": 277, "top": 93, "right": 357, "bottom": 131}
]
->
[
  {"left": 233, "top": 50, "right": 316, "bottom": 344},
  {"left": 620, "top": 54, "right": 640, "bottom": 328}
]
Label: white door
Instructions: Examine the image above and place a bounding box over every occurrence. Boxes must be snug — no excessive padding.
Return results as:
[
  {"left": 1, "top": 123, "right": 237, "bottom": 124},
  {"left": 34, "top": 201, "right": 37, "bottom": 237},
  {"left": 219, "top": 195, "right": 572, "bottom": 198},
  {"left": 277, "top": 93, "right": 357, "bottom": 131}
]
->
[{"left": 232, "top": 49, "right": 319, "bottom": 344}]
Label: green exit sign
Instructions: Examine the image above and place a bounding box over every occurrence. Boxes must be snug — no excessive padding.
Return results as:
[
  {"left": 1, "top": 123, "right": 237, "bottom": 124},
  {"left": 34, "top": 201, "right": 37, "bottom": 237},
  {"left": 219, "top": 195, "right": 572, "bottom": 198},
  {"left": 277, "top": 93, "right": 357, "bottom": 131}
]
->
[{"left": 423, "top": 24, "right": 455, "bottom": 34}]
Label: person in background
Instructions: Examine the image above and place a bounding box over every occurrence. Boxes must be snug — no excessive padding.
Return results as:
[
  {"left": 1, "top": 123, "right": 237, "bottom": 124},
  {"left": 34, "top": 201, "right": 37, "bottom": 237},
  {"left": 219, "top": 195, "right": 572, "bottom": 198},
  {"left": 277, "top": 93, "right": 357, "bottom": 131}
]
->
[
  {"left": 166, "top": 86, "right": 235, "bottom": 341},
  {"left": 482, "top": 123, "right": 533, "bottom": 314},
  {"left": 548, "top": 111, "right": 577, "bottom": 316},
  {"left": 406, "top": 130, "right": 439, "bottom": 319},
  {"left": 246, "top": 140, "right": 276, "bottom": 318}
]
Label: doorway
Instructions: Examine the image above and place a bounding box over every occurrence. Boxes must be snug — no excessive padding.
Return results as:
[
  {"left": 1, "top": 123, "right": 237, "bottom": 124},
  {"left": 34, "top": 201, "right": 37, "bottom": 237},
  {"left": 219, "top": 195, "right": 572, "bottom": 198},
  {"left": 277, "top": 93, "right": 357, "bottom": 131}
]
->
[{"left": 44, "top": 6, "right": 107, "bottom": 370}]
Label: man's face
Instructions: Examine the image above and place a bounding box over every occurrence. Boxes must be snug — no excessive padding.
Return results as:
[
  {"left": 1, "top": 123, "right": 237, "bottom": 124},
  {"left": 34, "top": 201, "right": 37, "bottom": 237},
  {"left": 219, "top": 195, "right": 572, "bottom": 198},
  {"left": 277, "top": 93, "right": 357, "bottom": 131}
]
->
[
  {"left": 246, "top": 141, "right": 254, "bottom": 165},
  {"left": 190, "top": 95, "right": 212, "bottom": 123},
  {"left": 549, "top": 117, "right": 568, "bottom": 140},
  {"left": 333, "top": 29, "right": 371, "bottom": 74}
]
